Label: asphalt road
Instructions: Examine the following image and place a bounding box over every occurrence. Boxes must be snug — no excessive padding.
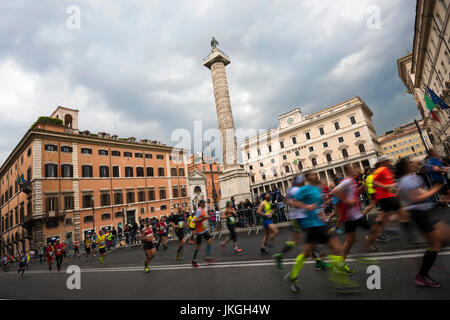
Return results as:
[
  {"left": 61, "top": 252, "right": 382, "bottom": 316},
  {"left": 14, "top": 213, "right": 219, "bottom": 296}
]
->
[{"left": 1, "top": 208, "right": 450, "bottom": 300}]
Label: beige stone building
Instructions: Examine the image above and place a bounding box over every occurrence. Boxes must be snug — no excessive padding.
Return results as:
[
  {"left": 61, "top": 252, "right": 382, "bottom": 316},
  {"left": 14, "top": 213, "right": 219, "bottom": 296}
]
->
[
  {"left": 398, "top": 0, "right": 450, "bottom": 155},
  {"left": 378, "top": 119, "right": 432, "bottom": 162},
  {"left": 240, "top": 97, "right": 381, "bottom": 198}
]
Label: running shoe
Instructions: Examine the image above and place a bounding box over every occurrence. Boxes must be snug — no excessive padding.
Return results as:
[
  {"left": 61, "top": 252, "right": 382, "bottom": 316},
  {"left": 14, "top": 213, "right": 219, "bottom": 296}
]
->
[
  {"left": 273, "top": 253, "right": 284, "bottom": 270},
  {"left": 260, "top": 248, "right": 269, "bottom": 256},
  {"left": 175, "top": 256, "right": 183, "bottom": 261},
  {"left": 333, "top": 263, "right": 355, "bottom": 275},
  {"left": 414, "top": 273, "right": 441, "bottom": 288},
  {"left": 376, "top": 233, "right": 390, "bottom": 242},
  {"left": 234, "top": 248, "right": 243, "bottom": 253},
  {"left": 328, "top": 270, "right": 360, "bottom": 292},
  {"left": 284, "top": 272, "right": 300, "bottom": 293},
  {"left": 192, "top": 260, "right": 199, "bottom": 268},
  {"left": 204, "top": 257, "right": 215, "bottom": 264},
  {"left": 315, "top": 261, "right": 330, "bottom": 271},
  {"left": 144, "top": 266, "right": 149, "bottom": 273}
]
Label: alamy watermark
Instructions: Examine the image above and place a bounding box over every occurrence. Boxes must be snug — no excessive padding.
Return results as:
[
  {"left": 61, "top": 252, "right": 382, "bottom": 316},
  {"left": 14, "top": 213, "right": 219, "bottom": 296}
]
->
[{"left": 66, "top": 5, "right": 81, "bottom": 30}]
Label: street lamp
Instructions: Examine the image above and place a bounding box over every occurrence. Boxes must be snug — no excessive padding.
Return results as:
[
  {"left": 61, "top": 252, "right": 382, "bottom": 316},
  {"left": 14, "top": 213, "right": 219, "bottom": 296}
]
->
[{"left": 205, "top": 144, "right": 218, "bottom": 211}]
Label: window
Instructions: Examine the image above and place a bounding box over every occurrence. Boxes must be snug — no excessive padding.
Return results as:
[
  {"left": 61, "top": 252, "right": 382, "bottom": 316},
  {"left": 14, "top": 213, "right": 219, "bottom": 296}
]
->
[
  {"left": 82, "top": 195, "right": 93, "bottom": 208},
  {"left": 121, "top": 166, "right": 133, "bottom": 177},
  {"left": 160, "top": 205, "right": 167, "bottom": 211},
  {"left": 110, "top": 166, "right": 119, "bottom": 178},
  {"left": 323, "top": 142, "right": 328, "bottom": 148},
  {"left": 285, "top": 166, "right": 290, "bottom": 173},
  {"left": 114, "top": 193, "right": 123, "bottom": 205},
  {"left": 159, "top": 188, "right": 166, "bottom": 200},
  {"left": 99, "top": 149, "right": 108, "bottom": 156},
  {"left": 358, "top": 144, "right": 366, "bottom": 153},
  {"left": 61, "top": 164, "right": 73, "bottom": 178},
  {"left": 251, "top": 176, "right": 255, "bottom": 183},
  {"left": 45, "top": 144, "right": 57, "bottom": 152},
  {"left": 280, "top": 141, "right": 285, "bottom": 149},
  {"left": 61, "top": 146, "right": 73, "bottom": 153},
  {"left": 268, "top": 145, "right": 272, "bottom": 153},
  {"left": 173, "top": 187, "right": 179, "bottom": 198},
  {"left": 136, "top": 167, "right": 144, "bottom": 177},
  {"left": 247, "top": 153, "right": 250, "bottom": 160},
  {"left": 282, "top": 155, "right": 287, "bottom": 160},
  {"left": 156, "top": 155, "right": 164, "bottom": 160},
  {"left": 126, "top": 191, "right": 135, "bottom": 204},
  {"left": 99, "top": 166, "right": 109, "bottom": 178},
  {"left": 27, "top": 148, "right": 31, "bottom": 157},
  {"left": 249, "top": 165, "right": 253, "bottom": 170},
  {"left": 112, "top": 150, "right": 121, "bottom": 157},
  {"left": 295, "top": 151, "right": 300, "bottom": 156},
  {"left": 319, "top": 127, "right": 325, "bottom": 135},
  {"left": 305, "top": 132, "right": 311, "bottom": 140},
  {"left": 334, "top": 122, "right": 340, "bottom": 130},
  {"left": 171, "top": 168, "right": 177, "bottom": 176},
  {"left": 311, "top": 158, "right": 317, "bottom": 167},
  {"left": 309, "top": 146, "right": 314, "bottom": 152},
  {"left": 81, "top": 148, "right": 92, "bottom": 155},
  {"left": 180, "top": 186, "right": 186, "bottom": 197},
  {"left": 148, "top": 189, "right": 156, "bottom": 201},
  {"left": 45, "top": 164, "right": 58, "bottom": 178},
  {"left": 292, "top": 137, "right": 297, "bottom": 144},
  {"left": 135, "top": 153, "right": 143, "bottom": 158},
  {"left": 338, "top": 137, "right": 344, "bottom": 143},
  {"left": 83, "top": 216, "right": 94, "bottom": 223},
  {"left": 138, "top": 190, "right": 146, "bottom": 202},
  {"left": 354, "top": 131, "right": 361, "bottom": 138},
  {"left": 350, "top": 116, "right": 356, "bottom": 125},
  {"left": 342, "top": 149, "right": 349, "bottom": 158},
  {"left": 271, "top": 159, "right": 275, "bottom": 163},
  {"left": 179, "top": 168, "right": 185, "bottom": 176},
  {"left": 101, "top": 213, "right": 111, "bottom": 221},
  {"left": 64, "top": 196, "right": 74, "bottom": 210},
  {"left": 326, "top": 154, "right": 332, "bottom": 163},
  {"left": 158, "top": 167, "right": 165, "bottom": 176},
  {"left": 81, "top": 165, "right": 93, "bottom": 178},
  {"left": 260, "top": 162, "right": 264, "bottom": 167},
  {"left": 124, "top": 152, "right": 132, "bottom": 158},
  {"left": 257, "top": 149, "right": 261, "bottom": 156},
  {"left": 147, "top": 167, "right": 154, "bottom": 177},
  {"left": 100, "top": 193, "right": 110, "bottom": 206},
  {"left": 27, "top": 167, "right": 32, "bottom": 181},
  {"left": 145, "top": 154, "right": 152, "bottom": 159}
]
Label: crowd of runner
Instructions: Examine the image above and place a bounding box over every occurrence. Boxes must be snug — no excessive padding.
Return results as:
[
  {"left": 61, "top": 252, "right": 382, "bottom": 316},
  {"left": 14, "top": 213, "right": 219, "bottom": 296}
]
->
[{"left": 2, "top": 151, "right": 449, "bottom": 292}]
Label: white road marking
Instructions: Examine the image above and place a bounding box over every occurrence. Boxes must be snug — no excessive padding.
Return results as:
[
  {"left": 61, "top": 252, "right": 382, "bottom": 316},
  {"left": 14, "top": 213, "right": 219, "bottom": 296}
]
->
[{"left": 7, "top": 248, "right": 450, "bottom": 274}]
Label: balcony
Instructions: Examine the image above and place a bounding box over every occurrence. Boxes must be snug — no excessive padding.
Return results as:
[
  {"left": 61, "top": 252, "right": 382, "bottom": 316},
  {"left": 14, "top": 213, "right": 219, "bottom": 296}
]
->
[{"left": 20, "top": 181, "right": 32, "bottom": 195}]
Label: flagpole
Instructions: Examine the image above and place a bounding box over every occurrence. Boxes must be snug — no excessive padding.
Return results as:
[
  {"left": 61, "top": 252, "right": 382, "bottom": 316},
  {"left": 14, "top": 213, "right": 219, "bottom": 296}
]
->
[{"left": 415, "top": 119, "right": 430, "bottom": 157}]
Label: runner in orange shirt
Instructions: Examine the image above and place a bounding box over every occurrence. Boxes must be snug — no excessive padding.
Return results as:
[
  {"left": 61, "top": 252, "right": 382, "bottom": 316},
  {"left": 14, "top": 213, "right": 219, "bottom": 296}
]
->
[{"left": 192, "top": 200, "right": 215, "bottom": 268}]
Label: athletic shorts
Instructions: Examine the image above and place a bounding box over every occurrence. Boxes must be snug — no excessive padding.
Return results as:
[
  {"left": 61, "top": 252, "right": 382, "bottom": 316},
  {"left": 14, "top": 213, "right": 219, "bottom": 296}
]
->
[
  {"left": 74, "top": 247, "right": 79, "bottom": 253},
  {"left": 85, "top": 247, "right": 91, "bottom": 254},
  {"left": 159, "top": 232, "right": 168, "bottom": 238},
  {"left": 409, "top": 209, "right": 437, "bottom": 234},
  {"left": 196, "top": 232, "right": 211, "bottom": 245},
  {"left": 344, "top": 216, "right": 372, "bottom": 233},
  {"left": 304, "top": 226, "right": 333, "bottom": 244},
  {"left": 378, "top": 197, "right": 400, "bottom": 213},
  {"left": 19, "top": 262, "right": 26, "bottom": 268},
  {"left": 142, "top": 241, "right": 154, "bottom": 251},
  {"left": 290, "top": 219, "right": 303, "bottom": 233},
  {"left": 227, "top": 224, "right": 237, "bottom": 242},
  {"left": 263, "top": 218, "right": 273, "bottom": 229},
  {"left": 176, "top": 229, "right": 185, "bottom": 241},
  {"left": 189, "top": 227, "right": 195, "bottom": 233},
  {"left": 99, "top": 247, "right": 106, "bottom": 255}
]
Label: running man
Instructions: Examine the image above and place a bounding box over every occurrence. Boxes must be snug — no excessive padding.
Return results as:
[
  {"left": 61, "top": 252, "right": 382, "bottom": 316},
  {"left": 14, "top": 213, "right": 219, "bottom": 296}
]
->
[
  {"left": 397, "top": 158, "right": 450, "bottom": 288},
  {"left": 96, "top": 230, "right": 107, "bottom": 264},
  {"left": 54, "top": 239, "right": 65, "bottom": 272},
  {"left": 73, "top": 239, "right": 80, "bottom": 258},
  {"left": 156, "top": 217, "right": 169, "bottom": 250},
  {"left": 45, "top": 243, "right": 55, "bottom": 271},
  {"left": 84, "top": 236, "right": 92, "bottom": 258},
  {"left": 170, "top": 208, "right": 188, "bottom": 261},
  {"left": 257, "top": 192, "right": 279, "bottom": 255},
  {"left": 192, "top": 200, "right": 215, "bottom": 268},
  {"left": 141, "top": 219, "right": 156, "bottom": 273},
  {"left": 18, "top": 253, "right": 27, "bottom": 278},
  {"left": 91, "top": 233, "right": 97, "bottom": 257},
  {"left": 286, "top": 170, "right": 358, "bottom": 293},
  {"left": 362, "top": 167, "right": 377, "bottom": 215},
  {"left": 188, "top": 213, "right": 196, "bottom": 245},
  {"left": 220, "top": 201, "right": 243, "bottom": 253}
]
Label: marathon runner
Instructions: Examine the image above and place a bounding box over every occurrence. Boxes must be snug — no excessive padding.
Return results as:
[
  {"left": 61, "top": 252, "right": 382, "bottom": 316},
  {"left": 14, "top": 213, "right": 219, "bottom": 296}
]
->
[
  {"left": 169, "top": 208, "right": 188, "bottom": 261},
  {"left": 141, "top": 219, "right": 156, "bottom": 273},
  {"left": 397, "top": 158, "right": 450, "bottom": 288},
  {"left": 188, "top": 212, "right": 196, "bottom": 245},
  {"left": 54, "top": 239, "right": 65, "bottom": 271},
  {"left": 156, "top": 217, "right": 169, "bottom": 250},
  {"left": 220, "top": 200, "right": 243, "bottom": 253},
  {"left": 192, "top": 200, "right": 215, "bottom": 268},
  {"left": 285, "top": 170, "right": 358, "bottom": 293},
  {"left": 73, "top": 239, "right": 80, "bottom": 258},
  {"left": 257, "top": 192, "right": 279, "bottom": 255},
  {"left": 96, "top": 230, "right": 107, "bottom": 264},
  {"left": 18, "top": 253, "right": 27, "bottom": 277},
  {"left": 84, "top": 236, "right": 92, "bottom": 258},
  {"left": 45, "top": 243, "right": 55, "bottom": 271}
]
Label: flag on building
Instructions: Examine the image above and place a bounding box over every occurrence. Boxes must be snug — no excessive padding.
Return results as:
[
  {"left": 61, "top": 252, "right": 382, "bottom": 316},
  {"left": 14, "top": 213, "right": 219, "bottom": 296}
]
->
[
  {"left": 424, "top": 92, "right": 437, "bottom": 111},
  {"left": 430, "top": 110, "right": 440, "bottom": 122},
  {"left": 427, "top": 86, "right": 450, "bottom": 110}
]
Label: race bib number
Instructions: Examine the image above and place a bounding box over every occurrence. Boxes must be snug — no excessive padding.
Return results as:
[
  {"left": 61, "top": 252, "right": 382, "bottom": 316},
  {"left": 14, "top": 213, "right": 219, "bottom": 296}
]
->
[
  {"left": 229, "top": 217, "right": 235, "bottom": 224},
  {"left": 202, "top": 220, "right": 209, "bottom": 230},
  {"left": 178, "top": 221, "right": 184, "bottom": 228}
]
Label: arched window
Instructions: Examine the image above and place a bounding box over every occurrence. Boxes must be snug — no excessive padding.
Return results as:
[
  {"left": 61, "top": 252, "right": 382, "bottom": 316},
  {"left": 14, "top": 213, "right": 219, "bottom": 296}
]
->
[
  {"left": 194, "top": 186, "right": 202, "bottom": 194},
  {"left": 297, "top": 161, "right": 303, "bottom": 171},
  {"left": 326, "top": 154, "right": 332, "bottom": 163},
  {"left": 64, "top": 114, "right": 73, "bottom": 128},
  {"left": 251, "top": 175, "right": 255, "bottom": 183},
  {"left": 311, "top": 158, "right": 317, "bottom": 167},
  {"left": 285, "top": 166, "right": 290, "bottom": 173},
  {"left": 358, "top": 144, "right": 366, "bottom": 153},
  {"left": 342, "top": 149, "right": 349, "bottom": 158}
]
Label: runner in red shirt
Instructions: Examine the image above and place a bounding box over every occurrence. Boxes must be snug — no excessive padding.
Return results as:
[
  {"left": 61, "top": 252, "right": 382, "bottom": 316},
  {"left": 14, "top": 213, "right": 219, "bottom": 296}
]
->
[
  {"left": 54, "top": 239, "right": 65, "bottom": 272},
  {"left": 73, "top": 240, "right": 80, "bottom": 258},
  {"left": 141, "top": 218, "right": 156, "bottom": 273},
  {"left": 45, "top": 244, "right": 55, "bottom": 271},
  {"left": 156, "top": 217, "right": 168, "bottom": 250}
]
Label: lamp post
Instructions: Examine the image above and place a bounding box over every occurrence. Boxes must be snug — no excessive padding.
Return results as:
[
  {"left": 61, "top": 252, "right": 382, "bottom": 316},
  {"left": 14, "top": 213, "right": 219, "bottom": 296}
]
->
[
  {"left": 91, "top": 195, "right": 95, "bottom": 233},
  {"left": 206, "top": 144, "right": 218, "bottom": 211}
]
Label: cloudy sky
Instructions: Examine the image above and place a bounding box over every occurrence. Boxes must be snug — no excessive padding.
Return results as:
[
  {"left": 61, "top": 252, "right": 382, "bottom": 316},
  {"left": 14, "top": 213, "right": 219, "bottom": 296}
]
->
[{"left": 0, "top": 0, "right": 416, "bottom": 163}]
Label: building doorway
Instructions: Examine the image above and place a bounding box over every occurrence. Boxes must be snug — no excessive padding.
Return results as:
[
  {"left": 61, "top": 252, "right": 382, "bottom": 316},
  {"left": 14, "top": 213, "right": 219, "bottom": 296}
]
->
[{"left": 126, "top": 210, "right": 136, "bottom": 226}]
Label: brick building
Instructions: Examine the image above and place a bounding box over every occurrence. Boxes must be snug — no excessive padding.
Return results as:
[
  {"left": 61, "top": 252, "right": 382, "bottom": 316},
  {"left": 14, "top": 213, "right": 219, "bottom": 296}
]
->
[{"left": 0, "top": 107, "right": 189, "bottom": 256}]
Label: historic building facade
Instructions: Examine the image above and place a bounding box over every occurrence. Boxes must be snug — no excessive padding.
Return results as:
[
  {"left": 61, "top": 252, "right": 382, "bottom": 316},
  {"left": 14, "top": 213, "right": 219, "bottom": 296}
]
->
[
  {"left": 378, "top": 119, "right": 432, "bottom": 162},
  {"left": 240, "top": 97, "right": 381, "bottom": 198},
  {"left": 397, "top": 0, "right": 450, "bottom": 155},
  {"left": 0, "top": 107, "right": 189, "bottom": 256}
]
